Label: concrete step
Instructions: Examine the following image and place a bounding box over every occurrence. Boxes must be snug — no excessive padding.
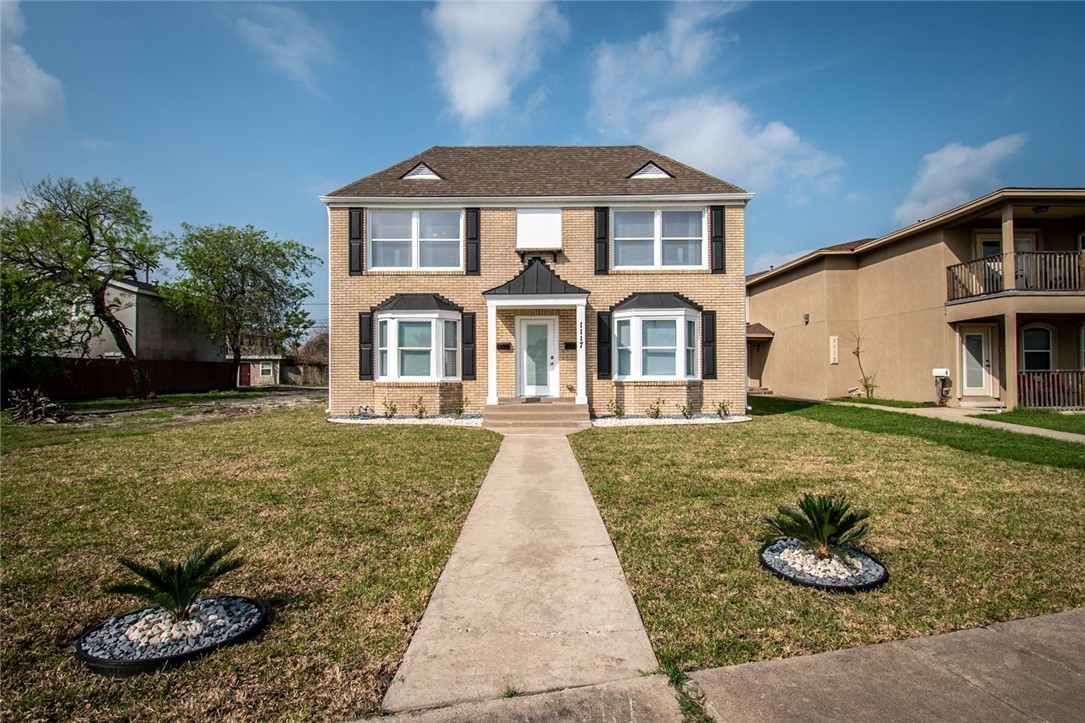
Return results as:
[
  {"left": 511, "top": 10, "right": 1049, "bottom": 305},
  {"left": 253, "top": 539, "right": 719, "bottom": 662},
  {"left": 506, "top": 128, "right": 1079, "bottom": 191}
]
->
[
  {"left": 483, "top": 408, "right": 589, "bottom": 422},
  {"left": 482, "top": 401, "right": 590, "bottom": 430},
  {"left": 960, "top": 398, "right": 1006, "bottom": 409},
  {"left": 748, "top": 387, "right": 774, "bottom": 396},
  {"left": 482, "top": 419, "right": 592, "bottom": 430}
]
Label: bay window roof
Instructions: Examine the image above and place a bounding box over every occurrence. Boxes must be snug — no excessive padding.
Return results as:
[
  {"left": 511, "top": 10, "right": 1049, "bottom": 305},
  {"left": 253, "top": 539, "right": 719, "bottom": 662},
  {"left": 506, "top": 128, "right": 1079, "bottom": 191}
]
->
[
  {"left": 611, "top": 292, "right": 702, "bottom": 312},
  {"left": 373, "top": 293, "right": 463, "bottom": 313}
]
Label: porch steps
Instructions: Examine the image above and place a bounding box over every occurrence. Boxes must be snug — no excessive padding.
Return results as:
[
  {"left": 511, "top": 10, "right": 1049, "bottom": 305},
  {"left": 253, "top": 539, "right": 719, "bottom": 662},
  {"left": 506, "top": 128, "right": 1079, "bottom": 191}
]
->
[
  {"left": 748, "top": 387, "right": 774, "bottom": 396},
  {"left": 960, "top": 397, "right": 1006, "bottom": 410},
  {"left": 482, "top": 398, "right": 591, "bottom": 430}
]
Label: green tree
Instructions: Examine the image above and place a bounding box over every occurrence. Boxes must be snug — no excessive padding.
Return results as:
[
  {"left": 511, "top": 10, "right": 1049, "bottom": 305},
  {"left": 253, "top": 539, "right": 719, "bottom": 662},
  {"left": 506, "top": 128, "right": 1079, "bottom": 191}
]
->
[
  {"left": 0, "top": 261, "right": 82, "bottom": 390},
  {"left": 0, "top": 177, "right": 161, "bottom": 397},
  {"left": 161, "top": 224, "right": 319, "bottom": 389}
]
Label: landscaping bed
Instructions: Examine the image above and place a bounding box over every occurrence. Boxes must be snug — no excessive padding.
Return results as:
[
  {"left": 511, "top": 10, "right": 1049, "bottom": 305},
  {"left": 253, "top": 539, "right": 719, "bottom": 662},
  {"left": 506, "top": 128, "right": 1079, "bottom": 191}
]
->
[
  {"left": 1, "top": 404, "right": 501, "bottom": 721},
  {"left": 570, "top": 397, "right": 1085, "bottom": 673}
]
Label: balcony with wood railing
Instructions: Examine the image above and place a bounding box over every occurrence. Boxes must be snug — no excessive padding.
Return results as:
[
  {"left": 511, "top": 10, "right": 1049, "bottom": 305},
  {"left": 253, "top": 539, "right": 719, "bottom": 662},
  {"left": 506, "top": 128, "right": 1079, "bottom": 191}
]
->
[
  {"left": 947, "top": 251, "right": 1084, "bottom": 302},
  {"left": 1018, "top": 370, "right": 1085, "bottom": 410}
]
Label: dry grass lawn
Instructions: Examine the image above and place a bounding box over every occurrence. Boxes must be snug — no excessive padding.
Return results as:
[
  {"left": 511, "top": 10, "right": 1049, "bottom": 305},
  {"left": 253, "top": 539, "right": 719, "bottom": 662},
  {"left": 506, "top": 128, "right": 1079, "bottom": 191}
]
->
[{"left": 1, "top": 402, "right": 500, "bottom": 721}]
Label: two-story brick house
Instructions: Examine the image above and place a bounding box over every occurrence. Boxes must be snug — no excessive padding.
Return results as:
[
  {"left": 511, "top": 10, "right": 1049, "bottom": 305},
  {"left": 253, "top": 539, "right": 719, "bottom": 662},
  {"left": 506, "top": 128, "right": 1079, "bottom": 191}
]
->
[{"left": 321, "top": 146, "right": 752, "bottom": 418}]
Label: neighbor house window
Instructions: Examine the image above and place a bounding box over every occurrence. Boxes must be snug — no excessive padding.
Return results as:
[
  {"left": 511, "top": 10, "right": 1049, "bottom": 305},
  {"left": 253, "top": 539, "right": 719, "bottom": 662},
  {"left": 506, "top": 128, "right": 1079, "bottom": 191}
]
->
[
  {"left": 369, "top": 210, "right": 461, "bottom": 270},
  {"left": 375, "top": 312, "right": 461, "bottom": 381},
  {"left": 260, "top": 361, "right": 272, "bottom": 377},
  {"left": 1021, "top": 325, "right": 1053, "bottom": 371},
  {"left": 612, "top": 209, "right": 705, "bottom": 269},
  {"left": 613, "top": 310, "right": 699, "bottom": 380}
]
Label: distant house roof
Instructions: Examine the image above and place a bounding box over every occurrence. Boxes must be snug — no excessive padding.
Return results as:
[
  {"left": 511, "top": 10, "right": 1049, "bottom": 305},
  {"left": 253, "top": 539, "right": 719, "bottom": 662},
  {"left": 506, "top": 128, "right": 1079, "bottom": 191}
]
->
[
  {"left": 373, "top": 293, "right": 463, "bottom": 313},
  {"left": 483, "top": 258, "right": 589, "bottom": 296},
  {"left": 325, "top": 146, "right": 747, "bottom": 199},
  {"left": 746, "top": 322, "right": 775, "bottom": 339},
  {"left": 611, "top": 292, "right": 702, "bottom": 312}
]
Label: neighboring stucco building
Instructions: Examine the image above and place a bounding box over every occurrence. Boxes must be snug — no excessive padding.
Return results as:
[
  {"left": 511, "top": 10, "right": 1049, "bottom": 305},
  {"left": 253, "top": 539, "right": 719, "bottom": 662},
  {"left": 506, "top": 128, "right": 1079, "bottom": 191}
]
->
[
  {"left": 746, "top": 188, "right": 1085, "bottom": 409},
  {"left": 321, "top": 146, "right": 752, "bottom": 417}
]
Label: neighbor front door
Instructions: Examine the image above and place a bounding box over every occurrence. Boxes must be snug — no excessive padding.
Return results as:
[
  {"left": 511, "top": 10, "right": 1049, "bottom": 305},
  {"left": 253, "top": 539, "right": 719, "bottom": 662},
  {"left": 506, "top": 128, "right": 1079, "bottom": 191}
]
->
[
  {"left": 961, "top": 328, "right": 992, "bottom": 396},
  {"left": 519, "top": 318, "right": 557, "bottom": 397}
]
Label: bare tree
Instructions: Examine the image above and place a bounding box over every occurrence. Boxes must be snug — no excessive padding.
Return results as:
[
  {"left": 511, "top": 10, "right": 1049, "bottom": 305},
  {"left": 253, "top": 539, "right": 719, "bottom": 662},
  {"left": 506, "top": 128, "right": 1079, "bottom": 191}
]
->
[{"left": 851, "top": 330, "right": 878, "bottom": 399}]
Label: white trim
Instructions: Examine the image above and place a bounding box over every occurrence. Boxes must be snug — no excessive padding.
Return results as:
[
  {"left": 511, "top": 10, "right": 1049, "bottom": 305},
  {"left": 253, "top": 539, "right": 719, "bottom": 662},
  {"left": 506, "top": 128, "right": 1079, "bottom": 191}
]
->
[
  {"left": 612, "top": 307, "right": 700, "bottom": 382},
  {"left": 487, "top": 305, "right": 498, "bottom": 405},
  {"left": 402, "top": 163, "right": 441, "bottom": 180},
  {"left": 326, "top": 205, "right": 333, "bottom": 413},
  {"left": 368, "top": 208, "right": 464, "bottom": 272},
  {"left": 960, "top": 326, "right": 994, "bottom": 396},
  {"left": 517, "top": 316, "right": 559, "bottom": 397},
  {"left": 374, "top": 309, "right": 462, "bottom": 382},
  {"left": 611, "top": 207, "right": 708, "bottom": 271},
  {"left": 322, "top": 193, "right": 754, "bottom": 208},
  {"left": 631, "top": 162, "right": 673, "bottom": 179},
  {"left": 576, "top": 304, "right": 587, "bottom": 405},
  {"left": 485, "top": 294, "right": 588, "bottom": 307}
]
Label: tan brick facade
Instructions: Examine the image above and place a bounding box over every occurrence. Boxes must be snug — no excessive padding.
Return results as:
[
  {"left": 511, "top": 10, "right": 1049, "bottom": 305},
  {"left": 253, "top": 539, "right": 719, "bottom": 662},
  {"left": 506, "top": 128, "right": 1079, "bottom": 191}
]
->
[{"left": 327, "top": 205, "right": 747, "bottom": 416}]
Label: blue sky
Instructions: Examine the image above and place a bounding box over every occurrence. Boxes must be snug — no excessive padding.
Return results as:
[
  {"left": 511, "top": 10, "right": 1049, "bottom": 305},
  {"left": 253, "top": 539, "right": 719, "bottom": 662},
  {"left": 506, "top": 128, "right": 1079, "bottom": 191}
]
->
[{"left": 3, "top": 1, "right": 1083, "bottom": 328}]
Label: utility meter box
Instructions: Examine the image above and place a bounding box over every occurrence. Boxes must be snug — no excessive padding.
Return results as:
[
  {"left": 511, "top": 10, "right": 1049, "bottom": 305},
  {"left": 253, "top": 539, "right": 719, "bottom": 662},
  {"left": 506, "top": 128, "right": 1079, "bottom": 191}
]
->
[{"left": 932, "top": 368, "right": 950, "bottom": 377}]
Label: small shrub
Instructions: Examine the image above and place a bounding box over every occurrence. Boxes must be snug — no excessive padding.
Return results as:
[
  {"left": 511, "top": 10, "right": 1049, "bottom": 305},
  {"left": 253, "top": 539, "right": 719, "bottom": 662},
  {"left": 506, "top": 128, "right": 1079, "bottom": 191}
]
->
[
  {"left": 764, "top": 493, "right": 871, "bottom": 559},
  {"left": 103, "top": 541, "right": 244, "bottom": 622},
  {"left": 412, "top": 396, "right": 427, "bottom": 419},
  {"left": 7, "top": 388, "right": 65, "bottom": 424},
  {"left": 382, "top": 398, "right": 397, "bottom": 419},
  {"left": 645, "top": 398, "right": 664, "bottom": 419},
  {"left": 716, "top": 400, "right": 731, "bottom": 419},
  {"left": 676, "top": 399, "right": 695, "bottom": 419},
  {"left": 452, "top": 396, "right": 469, "bottom": 419},
  {"left": 607, "top": 398, "right": 626, "bottom": 418}
]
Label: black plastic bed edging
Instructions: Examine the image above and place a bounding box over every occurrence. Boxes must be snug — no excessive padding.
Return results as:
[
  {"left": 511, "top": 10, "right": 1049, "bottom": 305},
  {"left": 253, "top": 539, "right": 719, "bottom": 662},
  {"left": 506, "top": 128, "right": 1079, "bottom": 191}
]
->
[
  {"left": 73, "top": 596, "right": 268, "bottom": 677},
  {"left": 759, "top": 539, "right": 890, "bottom": 594}
]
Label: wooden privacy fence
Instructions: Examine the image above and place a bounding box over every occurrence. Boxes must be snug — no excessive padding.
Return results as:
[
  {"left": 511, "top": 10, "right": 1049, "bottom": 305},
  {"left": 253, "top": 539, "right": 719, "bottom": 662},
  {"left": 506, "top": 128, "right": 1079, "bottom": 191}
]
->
[
  {"left": 1018, "top": 370, "right": 1085, "bottom": 410},
  {"left": 38, "top": 358, "right": 235, "bottom": 400}
]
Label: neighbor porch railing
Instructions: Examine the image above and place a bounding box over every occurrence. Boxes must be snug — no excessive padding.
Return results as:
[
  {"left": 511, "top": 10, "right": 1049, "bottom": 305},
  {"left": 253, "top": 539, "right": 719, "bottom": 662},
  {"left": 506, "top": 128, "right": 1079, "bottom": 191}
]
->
[
  {"left": 1013, "top": 251, "right": 1084, "bottom": 291},
  {"left": 947, "top": 251, "right": 1084, "bottom": 301},
  {"left": 1017, "top": 370, "right": 1085, "bottom": 410}
]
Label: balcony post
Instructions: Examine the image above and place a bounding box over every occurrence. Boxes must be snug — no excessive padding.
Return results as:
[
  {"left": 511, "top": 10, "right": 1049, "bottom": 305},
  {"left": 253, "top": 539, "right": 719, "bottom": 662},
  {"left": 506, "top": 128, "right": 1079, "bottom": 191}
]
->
[
  {"left": 1004, "top": 313, "right": 1019, "bottom": 409},
  {"left": 1001, "top": 203, "right": 1017, "bottom": 290}
]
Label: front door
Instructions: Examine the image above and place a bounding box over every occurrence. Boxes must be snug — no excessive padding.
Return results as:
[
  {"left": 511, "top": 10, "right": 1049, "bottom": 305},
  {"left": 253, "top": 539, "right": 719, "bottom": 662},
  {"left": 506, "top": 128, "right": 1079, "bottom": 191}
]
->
[
  {"left": 961, "top": 328, "right": 992, "bottom": 396},
  {"left": 239, "top": 363, "right": 251, "bottom": 386},
  {"left": 519, "top": 318, "right": 557, "bottom": 397}
]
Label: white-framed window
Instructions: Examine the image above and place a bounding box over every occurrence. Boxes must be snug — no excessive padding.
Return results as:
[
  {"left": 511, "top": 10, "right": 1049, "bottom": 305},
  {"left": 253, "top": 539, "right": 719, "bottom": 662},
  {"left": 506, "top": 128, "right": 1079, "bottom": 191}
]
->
[
  {"left": 516, "top": 208, "right": 562, "bottom": 250},
  {"left": 369, "top": 209, "right": 462, "bottom": 270},
  {"left": 375, "top": 311, "right": 461, "bottom": 381},
  {"left": 612, "top": 209, "right": 706, "bottom": 269},
  {"left": 260, "top": 361, "right": 272, "bottom": 377},
  {"left": 613, "top": 309, "right": 700, "bottom": 380},
  {"left": 1021, "top": 324, "right": 1055, "bottom": 371}
]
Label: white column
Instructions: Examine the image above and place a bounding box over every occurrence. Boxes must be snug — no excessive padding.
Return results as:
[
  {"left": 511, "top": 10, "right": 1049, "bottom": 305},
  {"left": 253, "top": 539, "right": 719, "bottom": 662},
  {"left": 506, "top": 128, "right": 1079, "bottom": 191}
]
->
[
  {"left": 575, "top": 302, "right": 587, "bottom": 405},
  {"left": 486, "top": 302, "right": 498, "bottom": 405}
]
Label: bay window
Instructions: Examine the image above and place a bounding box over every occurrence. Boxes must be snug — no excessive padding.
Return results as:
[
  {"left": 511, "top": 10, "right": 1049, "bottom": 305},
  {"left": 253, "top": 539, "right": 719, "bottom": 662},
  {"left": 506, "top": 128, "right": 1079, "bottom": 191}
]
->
[
  {"left": 369, "top": 209, "right": 462, "bottom": 270},
  {"left": 613, "top": 209, "right": 705, "bottom": 269},
  {"left": 613, "top": 310, "right": 700, "bottom": 380},
  {"left": 375, "top": 312, "right": 461, "bottom": 380}
]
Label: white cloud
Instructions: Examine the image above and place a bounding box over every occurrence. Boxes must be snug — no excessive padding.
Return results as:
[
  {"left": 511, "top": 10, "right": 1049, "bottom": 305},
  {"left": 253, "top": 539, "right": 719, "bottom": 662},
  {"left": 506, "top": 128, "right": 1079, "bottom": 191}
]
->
[
  {"left": 749, "top": 248, "right": 814, "bottom": 274},
  {"left": 892, "top": 134, "right": 1027, "bottom": 226},
  {"left": 589, "top": 4, "right": 840, "bottom": 197},
  {"left": 1, "top": 190, "right": 26, "bottom": 212},
  {"left": 1, "top": 1, "right": 64, "bottom": 134},
  {"left": 427, "top": 0, "right": 569, "bottom": 125},
  {"left": 234, "top": 5, "right": 334, "bottom": 92}
]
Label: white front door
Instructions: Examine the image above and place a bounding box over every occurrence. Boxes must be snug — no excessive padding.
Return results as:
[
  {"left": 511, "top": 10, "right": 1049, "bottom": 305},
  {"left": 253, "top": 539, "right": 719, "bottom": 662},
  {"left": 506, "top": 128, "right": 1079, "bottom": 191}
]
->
[
  {"left": 961, "top": 328, "right": 993, "bottom": 396},
  {"left": 518, "top": 318, "right": 557, "bottom": 397}
]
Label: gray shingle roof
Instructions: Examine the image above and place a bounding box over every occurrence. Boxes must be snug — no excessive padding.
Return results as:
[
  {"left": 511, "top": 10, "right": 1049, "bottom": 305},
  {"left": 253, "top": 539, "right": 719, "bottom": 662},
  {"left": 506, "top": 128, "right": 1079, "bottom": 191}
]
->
[
  {"left": 327, "top": 146, "right": 746, "bottom": 198},
  {"left": 483, "top": 258, "right": 589, "bottom": 296}
]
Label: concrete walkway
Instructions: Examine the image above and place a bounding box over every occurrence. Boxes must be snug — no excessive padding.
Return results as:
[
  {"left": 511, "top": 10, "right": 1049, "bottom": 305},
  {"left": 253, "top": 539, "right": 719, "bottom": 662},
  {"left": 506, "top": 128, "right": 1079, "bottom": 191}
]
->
[
  {"left": 828, "top": 401, "right": 1085, "bottom": 443},
  {"left": 387, "top": 608, "right": 1085, "bottom": 721},
  {"left": 382, "top": 427, "right": 657, "bottom": 713}
]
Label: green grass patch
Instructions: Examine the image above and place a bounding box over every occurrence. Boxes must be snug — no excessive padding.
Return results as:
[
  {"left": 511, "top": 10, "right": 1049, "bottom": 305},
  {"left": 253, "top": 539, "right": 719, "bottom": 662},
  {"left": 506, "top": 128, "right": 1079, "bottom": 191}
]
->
[
  {"left": 971, "top": 408, "right": 1085, "bottom": 436},
  {"left": 829, "top": 397, "right": 937, "bottom": 409},
  {"left": 570, "top": 405, "right": 1085, "bottom": 675},
  {"left": 60, "top": 388, "right": 299, "bottom": 413},
  {"left": 1, "top": 405, "right": 501, "bottom": 721},
  {"left": 751, "top": 396, "right": 1084, "bottom": 470}
]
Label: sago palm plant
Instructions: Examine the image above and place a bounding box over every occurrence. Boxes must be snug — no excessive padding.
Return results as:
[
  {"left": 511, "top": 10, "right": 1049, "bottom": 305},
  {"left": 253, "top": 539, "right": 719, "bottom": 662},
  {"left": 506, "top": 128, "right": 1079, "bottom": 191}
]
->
[
  {"left": 764, "top": 493, "right": 871, "bottom": 559},
  {"left": 103, "top": 541, "right": 244, "bottom": 621}
]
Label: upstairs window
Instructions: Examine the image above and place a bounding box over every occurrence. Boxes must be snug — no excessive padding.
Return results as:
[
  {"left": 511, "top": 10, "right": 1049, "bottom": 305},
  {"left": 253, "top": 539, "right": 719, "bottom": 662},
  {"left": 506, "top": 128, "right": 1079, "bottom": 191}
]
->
[
  {"left": 613, "top": 209, "right": 705, "bottom": 269},
  {"left": 369, "top": 210, "right": 462, "bottom": 270}
]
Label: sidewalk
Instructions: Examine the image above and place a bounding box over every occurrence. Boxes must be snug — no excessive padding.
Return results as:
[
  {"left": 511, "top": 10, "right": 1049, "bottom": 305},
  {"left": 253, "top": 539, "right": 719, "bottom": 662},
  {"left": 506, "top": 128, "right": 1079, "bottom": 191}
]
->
[
  {"left": 387, "top": 608, "right": 1085, "bottom": 722},
  {"left": 828, "top": 401, "right": 1085, "bottom": 443},
  {"left": 381, "top": 427, "right": 657, "bottom": 713}
]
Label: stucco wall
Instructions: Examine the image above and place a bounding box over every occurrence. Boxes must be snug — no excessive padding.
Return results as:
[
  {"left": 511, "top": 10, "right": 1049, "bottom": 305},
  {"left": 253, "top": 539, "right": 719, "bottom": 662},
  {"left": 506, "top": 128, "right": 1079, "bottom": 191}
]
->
[{"left": 84, "top": 285, "right": 222, "bottom": 362}]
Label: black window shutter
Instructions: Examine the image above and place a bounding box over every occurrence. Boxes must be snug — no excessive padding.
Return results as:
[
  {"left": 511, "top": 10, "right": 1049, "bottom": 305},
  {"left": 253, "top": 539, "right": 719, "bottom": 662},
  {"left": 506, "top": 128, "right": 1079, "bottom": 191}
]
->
[
  {"left": 597, "top": 311, "right": 612, "bottom": 379},
  {"left": 594, "top": 207, "right": 609, "bottom": 275},
  {"left": 701, "top": 311, "right": 717, "bottom": 379},
  {"left": 359, "top": 312, "right": 374, "bottom": 380},
  {"left": 710, "top": 206, "right": 725, "bottom": 274},
  {"left": 461, "top": 312, "right": 476, "bottom": 380},
  {"left": 349, "top": 208, "right": 364, "bottom": 276},
  {"left": 465, "top": 208, "right": 480, "bottom": 276}
]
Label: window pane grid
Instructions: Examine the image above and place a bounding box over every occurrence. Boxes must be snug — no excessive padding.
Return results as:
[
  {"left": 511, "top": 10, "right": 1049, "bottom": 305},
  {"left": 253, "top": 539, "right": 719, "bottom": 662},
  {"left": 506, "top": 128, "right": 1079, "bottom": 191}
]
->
[
  {"left": 371, "top": 210, "right": 461, "bottom": 269},
  {"left": 613, "top": 209, "right": 702, "bottom": 268}
]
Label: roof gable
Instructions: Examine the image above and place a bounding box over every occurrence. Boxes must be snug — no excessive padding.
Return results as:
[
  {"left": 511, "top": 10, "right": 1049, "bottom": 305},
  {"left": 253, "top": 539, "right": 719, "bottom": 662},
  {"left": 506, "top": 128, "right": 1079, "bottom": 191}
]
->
[
  {"left": 483, "top": 258, "right": 589, "bottom": 296},
  {"left": 401, "top": 162, "right": 441, "bottom": 180},
  {"left": 326, "top": 146, "right": 746, "bottom": 199}
]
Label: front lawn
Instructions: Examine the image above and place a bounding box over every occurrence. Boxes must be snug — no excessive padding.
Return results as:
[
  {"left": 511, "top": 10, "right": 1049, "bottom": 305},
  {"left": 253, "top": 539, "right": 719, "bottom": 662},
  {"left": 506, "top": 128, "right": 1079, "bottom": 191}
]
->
[
  {"left": 570, "top": 398, "right": 1085, "bottom": 673},
  {"left": 1, "top": 405, "right": 501, "bottom": 721},
  {"left": 971, "top": 408, "right": 1085, "bottom": 436},
  {"left": 829, "top": 396, "right": 937, "bottom": 409}
]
